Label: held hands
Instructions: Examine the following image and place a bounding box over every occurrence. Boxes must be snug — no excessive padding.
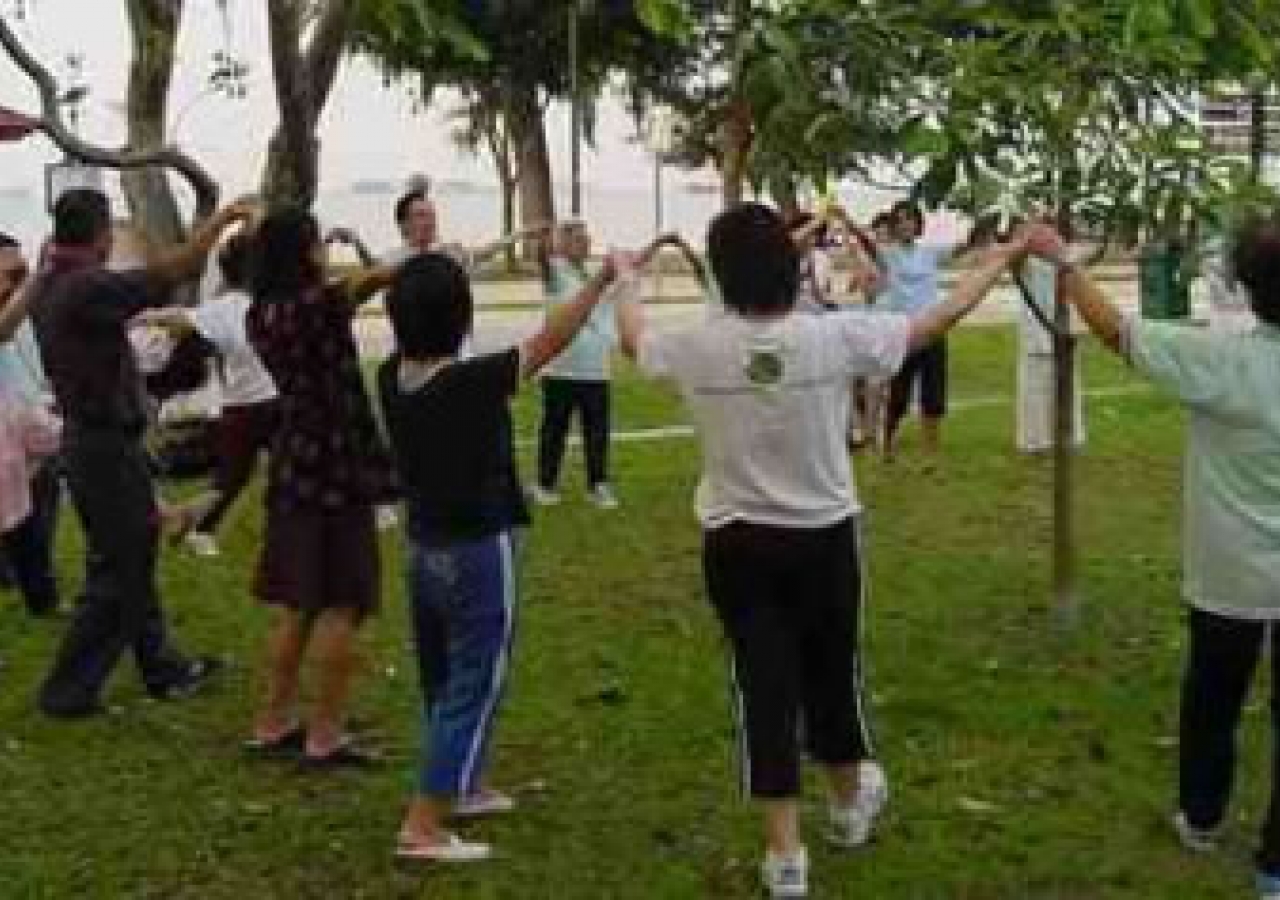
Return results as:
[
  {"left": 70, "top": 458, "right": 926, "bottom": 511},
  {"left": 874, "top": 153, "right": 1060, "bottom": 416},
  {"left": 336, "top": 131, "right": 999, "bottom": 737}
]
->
[
  {"left": 217, "top": 199, "right": 260, "bottom": 230},
  {"left": 325, "top": 227, "right": 361, "bottom": 246},
  {"left": 1017, "top": 222, "right": 1071, "bottom": 267}
]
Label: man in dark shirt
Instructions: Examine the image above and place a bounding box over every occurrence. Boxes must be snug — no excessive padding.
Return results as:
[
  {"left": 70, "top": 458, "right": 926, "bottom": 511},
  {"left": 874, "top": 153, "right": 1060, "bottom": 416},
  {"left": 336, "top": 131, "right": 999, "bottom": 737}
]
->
[{"left": 30, "top": 188, "right": 253, "bottom": 719}]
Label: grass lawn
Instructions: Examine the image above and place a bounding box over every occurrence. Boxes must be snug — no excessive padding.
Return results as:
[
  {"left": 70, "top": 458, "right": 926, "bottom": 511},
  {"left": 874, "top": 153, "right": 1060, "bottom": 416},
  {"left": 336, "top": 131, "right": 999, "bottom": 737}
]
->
[{"left": 0, "top": 326, "right": 1267, "bottom": 898}]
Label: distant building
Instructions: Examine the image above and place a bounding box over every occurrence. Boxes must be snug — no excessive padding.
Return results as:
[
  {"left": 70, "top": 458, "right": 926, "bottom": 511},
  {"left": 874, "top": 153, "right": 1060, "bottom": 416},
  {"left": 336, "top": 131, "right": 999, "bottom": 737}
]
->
[{"left": 1198, "top": 88, "right": 1280, "bottom": 185}]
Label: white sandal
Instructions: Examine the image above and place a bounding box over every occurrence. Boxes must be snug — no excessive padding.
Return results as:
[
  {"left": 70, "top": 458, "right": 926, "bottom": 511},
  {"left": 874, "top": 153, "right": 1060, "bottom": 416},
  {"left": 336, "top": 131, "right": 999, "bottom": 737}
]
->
[{"left": 395, "top": 832, "right": 491, "bottom": 863}]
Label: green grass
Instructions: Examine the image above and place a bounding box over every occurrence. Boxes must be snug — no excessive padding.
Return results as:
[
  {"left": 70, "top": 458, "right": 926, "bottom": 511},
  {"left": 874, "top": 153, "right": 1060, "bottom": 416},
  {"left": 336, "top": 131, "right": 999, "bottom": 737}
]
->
[{"left": 0, "top": 326, "right": 1264, "bottom": 898}]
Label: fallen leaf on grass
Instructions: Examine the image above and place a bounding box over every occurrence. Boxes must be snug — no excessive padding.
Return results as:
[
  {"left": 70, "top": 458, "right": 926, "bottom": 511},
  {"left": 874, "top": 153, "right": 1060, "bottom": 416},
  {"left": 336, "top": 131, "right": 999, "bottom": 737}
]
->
[{"left": 957, "top": 796, "right": 1000, "bottom": 815}]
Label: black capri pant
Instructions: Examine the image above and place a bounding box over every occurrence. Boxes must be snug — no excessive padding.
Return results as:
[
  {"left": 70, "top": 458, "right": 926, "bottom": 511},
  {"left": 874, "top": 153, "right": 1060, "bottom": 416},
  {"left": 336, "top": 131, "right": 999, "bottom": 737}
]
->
[
  {"left": 702, "top": 517, "right": 874, "bottom": 798},
  {"left": 888, "top": 337, "right": 948, "bottom": 423}
]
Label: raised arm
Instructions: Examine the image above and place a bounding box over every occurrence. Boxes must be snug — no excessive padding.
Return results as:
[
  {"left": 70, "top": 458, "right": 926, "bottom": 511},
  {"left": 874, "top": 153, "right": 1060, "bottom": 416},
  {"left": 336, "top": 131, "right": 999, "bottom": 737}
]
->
[
  {"left": 521, "top": 255, "right": 621, "bottom": 378},
  {"left": 145, "top": 202, "right": 256, "bottom": 289},
  {"left": 471, "top": 223, "right": 554, "bottom": 268},
  {"left": 326, "top": 227, "right": 377, "bottom": 268},
  {"left": 0, "top": 282, "right": 32, "bottom": 342},
  {"left": 1025, "top": 224, "right": 1124, "bottom": 353},
  {"left": 341, "top": 264, "right": 400, "bottom": 308},
  {"left": 906, "top": 236, "right": 1025, "bottom": 353}
]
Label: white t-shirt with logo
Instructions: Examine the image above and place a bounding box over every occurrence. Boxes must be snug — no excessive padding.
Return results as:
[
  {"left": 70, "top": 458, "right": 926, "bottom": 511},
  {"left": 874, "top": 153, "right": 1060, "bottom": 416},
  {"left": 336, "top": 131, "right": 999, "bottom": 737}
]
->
[
  {"left": 190, "top": 290, "right": 278, "bottom": 408},
  {"left": 638, "top": 309, "right": 911, "bottom": 529}
]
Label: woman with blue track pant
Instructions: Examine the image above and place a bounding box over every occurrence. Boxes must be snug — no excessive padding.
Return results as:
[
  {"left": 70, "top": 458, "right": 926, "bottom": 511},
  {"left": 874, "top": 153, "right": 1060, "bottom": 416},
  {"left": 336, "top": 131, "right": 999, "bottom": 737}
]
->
[{"left": 377, "top": 246, "right": 644, "bottom": 862}]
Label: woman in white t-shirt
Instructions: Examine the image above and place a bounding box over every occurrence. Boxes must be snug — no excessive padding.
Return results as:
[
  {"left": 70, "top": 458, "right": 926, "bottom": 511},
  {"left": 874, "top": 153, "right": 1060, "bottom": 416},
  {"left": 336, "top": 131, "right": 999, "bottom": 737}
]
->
[
  {"left": 136, "top": 234, "right": 278, "bottom": 557},
  {"left": 615, "top": 203, "right": 1031, "bottom": 900}
]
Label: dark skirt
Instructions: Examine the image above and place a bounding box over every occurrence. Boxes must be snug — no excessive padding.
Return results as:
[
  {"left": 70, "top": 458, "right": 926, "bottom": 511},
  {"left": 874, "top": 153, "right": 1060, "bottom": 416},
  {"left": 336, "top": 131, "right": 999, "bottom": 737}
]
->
[{"left": 255, "top": 502, "right": 381, "bottom": 618}]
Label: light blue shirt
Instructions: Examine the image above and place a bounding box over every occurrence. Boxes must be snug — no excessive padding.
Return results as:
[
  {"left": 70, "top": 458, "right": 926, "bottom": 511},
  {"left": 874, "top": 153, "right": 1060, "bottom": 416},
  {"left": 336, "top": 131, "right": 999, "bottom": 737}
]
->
[
  {"left": 0, "top": 322, "right": 48, "bottom": 405},
  {"left": 878, "top": 242, "right": 954, "bottom": 314},
  {"left": 1127, "top": 318, "right": 1280, "bottom": 618},
  {"left": 542, "top": 258, "right": 615, "bottom": 381}
]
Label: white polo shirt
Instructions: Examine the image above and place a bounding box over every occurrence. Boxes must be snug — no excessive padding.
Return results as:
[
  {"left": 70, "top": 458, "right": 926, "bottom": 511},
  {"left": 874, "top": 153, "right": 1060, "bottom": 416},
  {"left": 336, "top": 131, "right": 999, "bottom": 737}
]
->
[{"left": 638, "top": 308, "right": 911, "bottom": 529}]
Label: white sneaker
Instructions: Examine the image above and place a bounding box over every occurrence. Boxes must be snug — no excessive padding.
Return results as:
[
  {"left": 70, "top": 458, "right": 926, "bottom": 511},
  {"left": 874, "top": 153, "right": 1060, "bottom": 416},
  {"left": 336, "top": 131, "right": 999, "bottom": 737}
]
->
[
  {"left": 376, "top": 505, "right": 400, "bottom": 530},
  {"left": 1173, "top": 811, "right": 1219, "bottom": 853},
  {"left": 828, "top": 760, "right": 889, "bottom": 848},
  {"left": 530, "top": 486, "right": 561, "bottom": 506},
  {"left": 588, "top": 483, "right": 619, "bottom": 510},
  {"left": 395, "top": 832, "right": 491, "bottom": 863},
  {"left": 184, "top": 531, "right": 220, "bottom": 558},
  {"left": 453, "top": 790, "right": 516, "bottom": 819},
  {"left": 761, "top": 845, "right": 808, "bottom": 898}
]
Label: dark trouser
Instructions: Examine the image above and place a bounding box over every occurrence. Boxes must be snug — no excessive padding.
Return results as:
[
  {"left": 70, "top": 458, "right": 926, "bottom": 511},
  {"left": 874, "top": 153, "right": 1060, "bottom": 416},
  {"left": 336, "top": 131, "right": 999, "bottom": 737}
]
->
[
  {"left": 195, "top": 400, "right": 277, "bottom": 535},
  {"left": 1, "top": 460, "right": 61, "bottom": 614},
  {"left": 703, "top": 517, "right": 872, "bottom": 799},
  {"left": 537, "top": 377, "right": 611, "bottom": 490},
  {"left": 886, "top": 338, "right": 948, "bottom": 436},
  {"left": 1179, "top": 608, "right": 1280, "bottom": 874},
  {"left": 38, "top": 429, "right": 189, "bottom": 713}
]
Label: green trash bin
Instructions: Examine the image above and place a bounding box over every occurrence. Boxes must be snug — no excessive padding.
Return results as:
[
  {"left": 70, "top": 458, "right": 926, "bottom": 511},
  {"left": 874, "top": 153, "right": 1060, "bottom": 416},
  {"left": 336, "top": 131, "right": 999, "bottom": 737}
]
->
[{"left": 1140, "top": 241, "right": 1191, "bottom": 320}]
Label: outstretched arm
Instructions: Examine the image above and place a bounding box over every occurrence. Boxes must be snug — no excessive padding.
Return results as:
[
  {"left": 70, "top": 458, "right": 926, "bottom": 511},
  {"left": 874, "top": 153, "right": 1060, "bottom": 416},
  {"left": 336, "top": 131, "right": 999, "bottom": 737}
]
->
[
  {"left": 326, "top": 227, "right": 377, "bottom": 268},
  {"left": 1024, "top": 224, "right": 1124, "bottom": 354},
  {"left": 471, "top": 223, "right": 554, "bottom": 268},
  {"left": 521, "top": 255, "right": 621, "bottom": 378},
  {"left": 145, "top": 202, "right": 257, "bottom": 289},
  {"left": 341, "top": 264, "right": 400, "bottom": 308},
  {"left": 907, "top": 237, "right": 1025, "bottom": 353},
  {"left": 0, "top": 283, "right": 33, "bottom": 342}
]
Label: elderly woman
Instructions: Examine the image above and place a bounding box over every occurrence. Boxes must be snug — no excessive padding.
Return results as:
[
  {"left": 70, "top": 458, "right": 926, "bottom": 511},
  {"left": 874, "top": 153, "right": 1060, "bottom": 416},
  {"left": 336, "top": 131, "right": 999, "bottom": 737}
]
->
[
  {"left": 615, "top": 203, "right": 1030, "bottom": 899},
  {"left": 1027, "top": 218, "right": 1280, "bottom": 900}
]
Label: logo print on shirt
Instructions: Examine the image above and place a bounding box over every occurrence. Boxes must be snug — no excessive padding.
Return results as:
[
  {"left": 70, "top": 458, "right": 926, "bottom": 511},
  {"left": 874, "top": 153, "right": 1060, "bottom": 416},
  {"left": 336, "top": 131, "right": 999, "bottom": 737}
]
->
[{"left": 744, "top": 337, "right": 786, "bottom": 389}]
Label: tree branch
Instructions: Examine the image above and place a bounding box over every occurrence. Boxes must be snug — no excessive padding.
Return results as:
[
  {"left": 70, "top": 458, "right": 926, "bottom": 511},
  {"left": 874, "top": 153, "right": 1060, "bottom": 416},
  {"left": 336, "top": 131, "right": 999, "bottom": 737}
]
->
[
  {"left": 0, "top": 10, "right": 219, "bottom": 221},
  {"left": 303, "top": 0, "right": 352, "bottom": 123}
]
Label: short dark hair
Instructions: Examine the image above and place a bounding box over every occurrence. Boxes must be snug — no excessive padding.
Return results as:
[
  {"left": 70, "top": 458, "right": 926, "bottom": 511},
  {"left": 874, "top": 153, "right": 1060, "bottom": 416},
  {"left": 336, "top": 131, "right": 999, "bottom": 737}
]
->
[
  {"left": 386, "top": 252, "right": 473, "bottom": 358},
  {"left": 0, "top": 232, "right": 18, "bottom": 251},
  {"left": 217, "top": 232, "right": 252, "bottom": 290},
  {"left": 251, "top": 206, "right": 322, "bottom": 301},
  {"left": 890, "top": 201, "right": 925, "bottom": 238},
  {"left": 52, "top": 189, "right": 111, "bottom": 246},
  {"left": 394, "top": 188, "right": 428, "bottom": 226},
  {"left": 1231, "top": 210, "right": 1280, "bottom": 328},
  {"left": 707, "top": 202, "right": 799, "bottom": 315}
]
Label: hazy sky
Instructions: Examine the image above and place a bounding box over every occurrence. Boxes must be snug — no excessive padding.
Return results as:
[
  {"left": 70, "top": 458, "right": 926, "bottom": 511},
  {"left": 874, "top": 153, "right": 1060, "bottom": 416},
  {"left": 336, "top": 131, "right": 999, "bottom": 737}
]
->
[{"left": 0, "top": 0, "right": 685, "bottom": 195}]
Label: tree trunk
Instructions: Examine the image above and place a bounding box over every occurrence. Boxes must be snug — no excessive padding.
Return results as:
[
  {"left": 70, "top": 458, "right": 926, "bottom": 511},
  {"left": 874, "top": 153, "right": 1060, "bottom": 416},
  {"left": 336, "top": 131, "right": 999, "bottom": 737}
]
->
[
  {"left": 1052, "top": 288, "right": 1079, "bottom": 630},
  {"left": 720, "top": 99, "right": 753, "bottom": 207},
  {"left": 499, "top": 173, "right": 518, "bottom": 272},
  {"left": 122, "top": 0, "right": 185, "bottom": 248},
  {"left": 261, "top": 0, "right": 351, "bottom": 208},
  {"left": 510, "top": 86, "right": 555, "bottom": 252}
]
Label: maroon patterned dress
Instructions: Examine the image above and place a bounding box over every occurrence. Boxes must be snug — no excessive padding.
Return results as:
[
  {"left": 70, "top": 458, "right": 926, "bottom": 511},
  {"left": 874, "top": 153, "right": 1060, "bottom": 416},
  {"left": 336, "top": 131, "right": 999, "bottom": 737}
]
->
[{"left": 246, "top": 283, "right": 397, "bottom": 614}]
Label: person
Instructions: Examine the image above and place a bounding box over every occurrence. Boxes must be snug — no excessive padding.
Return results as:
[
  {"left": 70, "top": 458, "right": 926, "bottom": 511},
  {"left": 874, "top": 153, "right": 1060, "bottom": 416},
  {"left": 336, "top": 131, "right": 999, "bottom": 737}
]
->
[
  {"left": 0, "top": 233, "right": 61, "bottom": 617},
  {"left": 377, "top": 247, "right": 632, "bottom": 861},
  {"left": 615, "top": 202, "right": 1030, "bottom": 899},
  {"left": 532, "top": 220, "right": 624, "bottom": 509},
  {"left": 244, "top": 206, "right": 399, "bottom": 766},
  {"left": 787, "top": 212, "right": 838, "bottom": 314},
  {"left": 28, "top": 190, "right": 252, "bottom": 719},
  {"left": 1014, "top": 248, "right": 1086, "bottom": 453},
  {"left": 1026, "top": 217, "right": 1280, "bottom": 900},
  {"left": 134, "top": 233, "right": 278, "bottom": 557},
  {"left": 384, "top": 184, "right": 549, "bottom": 274},
  {"left": 875, "top": 201, "right": 973, "bottom": 459}
]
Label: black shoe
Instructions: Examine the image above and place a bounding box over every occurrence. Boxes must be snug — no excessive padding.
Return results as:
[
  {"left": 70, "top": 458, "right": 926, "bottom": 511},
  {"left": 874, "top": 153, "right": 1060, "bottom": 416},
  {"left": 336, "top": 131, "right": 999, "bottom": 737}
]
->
[
  {"left": 147, "top": 655, "right": 224, "bottom": 700},
  {"left": 38, "top": 695, "right": 105, "bottom": 720}
]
